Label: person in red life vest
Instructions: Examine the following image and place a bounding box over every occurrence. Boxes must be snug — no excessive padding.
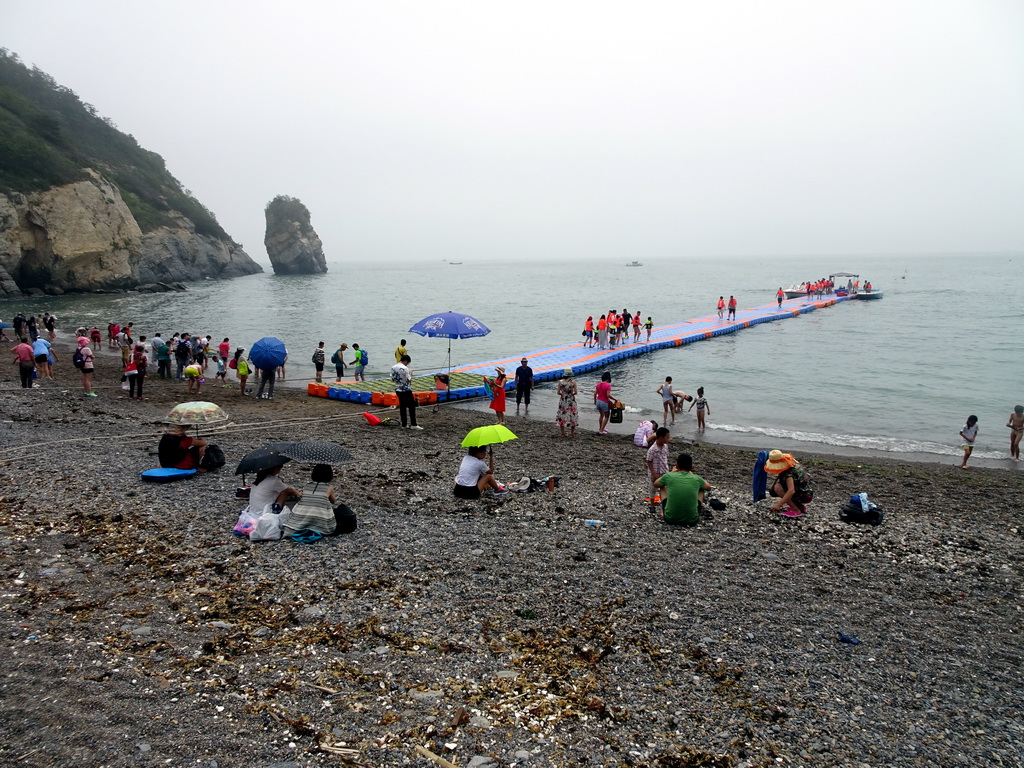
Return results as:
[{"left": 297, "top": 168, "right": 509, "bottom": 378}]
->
[
  {"left": 717, "top": 296, "right": 725, "bottom": 319},
  {"left": 583, "top": 316, "right": 594, "bottom": 347},
  {"left": 727, "top": 295, "right": 737, "bottom": 321},
  {"left": 632, "top": 311, "right": 642, "bottom": 342},
  {"left": 596, "top": 314, "right": 608, "bottom": 349},
  {"left": 777, "top": 287, "right": 785, "bottom": 309}
]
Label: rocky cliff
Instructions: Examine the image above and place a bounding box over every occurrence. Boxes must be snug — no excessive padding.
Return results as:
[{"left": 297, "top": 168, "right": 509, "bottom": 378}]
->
[
  {"left": 264, "top": 196, "right": 327, "bottom": 275},
  {"left": 0, "top": 171, "right": 261, "bottom": 297}
]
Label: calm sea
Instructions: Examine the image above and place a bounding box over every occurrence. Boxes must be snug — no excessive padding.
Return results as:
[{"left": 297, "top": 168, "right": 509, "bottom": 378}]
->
[{"left": 10, "top": 252, "right": 1022, "bottom": 465}]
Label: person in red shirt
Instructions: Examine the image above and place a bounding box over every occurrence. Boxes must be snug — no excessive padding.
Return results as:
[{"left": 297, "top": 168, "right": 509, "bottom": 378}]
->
[
  {"left": 11, "top": 337, "right": 35, "bottom": 388},
  {"left": 583, "top": 316, "right": 594, "bottom": 347},
  {"left": 727, "top": 295, "right": 737, "bottom": 321},
  {"left": 596, "top": 314, "right": 608, "bottom": 349},
  {"left": 716, "top": 296, "right": 725, "bottom": 319},
  {"left": 632, "top": 311, "right": 642, "bottom": 342},
  {"left": 777, "top": 287, "right": 785, "bottom": 308}
]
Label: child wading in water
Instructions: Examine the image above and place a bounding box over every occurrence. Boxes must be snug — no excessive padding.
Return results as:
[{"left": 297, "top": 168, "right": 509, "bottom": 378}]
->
[
  {"left": 688, "top": 386, "right": 710, "bottom": 431},
  {"left": 959, "top": 415, "right": 978, "bottom": 469}
]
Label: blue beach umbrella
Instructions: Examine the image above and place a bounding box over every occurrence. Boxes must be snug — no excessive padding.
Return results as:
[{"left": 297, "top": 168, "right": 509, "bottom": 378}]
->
[
  {"left": 408, "top": 311, "right": 491, "bottom": 397},
  {"left": 409, "top": 311, "right": 491, "bottom": 340},
  {"left": 249, "top": 337, "right": 287, "bottom": 370}
]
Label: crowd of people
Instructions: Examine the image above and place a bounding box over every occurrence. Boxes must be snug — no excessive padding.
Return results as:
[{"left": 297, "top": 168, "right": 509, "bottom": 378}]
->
[{"left": 581, "top": 309, "right": 653, "bottom": 349}]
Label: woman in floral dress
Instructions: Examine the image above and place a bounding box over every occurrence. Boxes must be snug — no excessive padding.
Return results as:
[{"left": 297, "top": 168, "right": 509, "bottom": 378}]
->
[{"left": 556, "top": 367, "right": 578, "bottom": 437}]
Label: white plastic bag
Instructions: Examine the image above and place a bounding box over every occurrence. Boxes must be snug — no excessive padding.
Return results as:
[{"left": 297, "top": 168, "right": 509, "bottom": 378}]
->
[
  {"left": 233, "top": 507, "right": 259, "bottom": 537},
  {"left": 249, "top": 504, "right": 291, "bottom": 542}
]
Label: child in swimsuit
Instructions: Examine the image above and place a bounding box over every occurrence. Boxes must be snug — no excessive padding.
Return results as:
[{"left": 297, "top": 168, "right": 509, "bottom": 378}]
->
[{"left": 688, "top": 386, "right": 710, "bottom": 432}]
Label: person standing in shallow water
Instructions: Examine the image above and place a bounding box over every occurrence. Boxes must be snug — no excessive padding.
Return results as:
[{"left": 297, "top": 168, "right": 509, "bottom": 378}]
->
[
  {"left": 959, "top": 415, "right": 978, "bottom": 469},
  {"left": 1007, "top": 405, "right": 1024, "bottom": 462},
  {"left": 312, "top": 341, "right": 326, "bottom": 383}
]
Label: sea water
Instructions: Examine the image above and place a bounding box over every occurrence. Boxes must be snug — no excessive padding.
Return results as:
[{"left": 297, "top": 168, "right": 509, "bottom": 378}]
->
[{"left": 9, "top": 252, "right": 1021, "bottom": 464}]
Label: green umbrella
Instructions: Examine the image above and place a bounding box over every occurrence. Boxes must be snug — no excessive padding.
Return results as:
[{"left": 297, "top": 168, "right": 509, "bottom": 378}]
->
[{"left": 461, "top": 424, "right": 518, "bottom": 447}]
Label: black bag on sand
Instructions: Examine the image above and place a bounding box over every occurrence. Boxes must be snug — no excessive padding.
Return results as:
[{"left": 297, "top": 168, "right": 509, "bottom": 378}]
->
[
  {"left": 332, "top": 503, "right": 357, "bottom": 535},
  {"left": 200, "top": 444, "right": 226, "bottom": 471},
  {"left": 839, "top": 502, "right": 884, "bottom": 525}
]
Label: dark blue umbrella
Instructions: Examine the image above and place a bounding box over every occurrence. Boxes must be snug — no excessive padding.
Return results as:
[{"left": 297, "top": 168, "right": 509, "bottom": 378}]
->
[
  {"left": 249, "top": 337, "right": 287, "bottom": 370},
  {"left": 408, "top": 311, "right": 491, "bottom": 340}
]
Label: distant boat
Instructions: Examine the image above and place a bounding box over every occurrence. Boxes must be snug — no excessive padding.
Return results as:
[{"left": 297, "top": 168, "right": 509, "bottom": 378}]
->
[
  {"left": 858, "top": 289, "right": 884, "bottom": 300},
  {"left": 448, "top": 261, "right": 463, "bottom": 265},
  {"left": 625, "top": 260, "right": 643, "bottom": 267}
]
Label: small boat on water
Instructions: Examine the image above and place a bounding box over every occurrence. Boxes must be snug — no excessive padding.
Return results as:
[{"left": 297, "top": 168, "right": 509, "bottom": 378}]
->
[
  {"left": 857, "top": 288, "right": 884, "bottom": 300},
  {"left": 625, "top": 260, "right": 643, "bottom": 267},
  {"left": 448, "top": 261, "right": 463, "bottom": 265},
  {"left": 783, "top": 284, "right": 810, "bottom": 299}
]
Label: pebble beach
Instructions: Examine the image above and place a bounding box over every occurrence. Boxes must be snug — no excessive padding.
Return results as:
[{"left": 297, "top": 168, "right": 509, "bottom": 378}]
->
[{"left": 1, "top": 339, "right": 1022, "bottom": 768}]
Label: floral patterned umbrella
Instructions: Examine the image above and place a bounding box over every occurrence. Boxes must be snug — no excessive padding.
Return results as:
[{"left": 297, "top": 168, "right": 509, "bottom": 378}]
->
[{"left": 165, "top": 401, "right": 229, "bottom": 426}]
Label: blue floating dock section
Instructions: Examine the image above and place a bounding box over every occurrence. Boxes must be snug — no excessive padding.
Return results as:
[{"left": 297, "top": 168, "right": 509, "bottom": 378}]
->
[{"left": 310, "top": 294, "right": 854, "bottom": 403}]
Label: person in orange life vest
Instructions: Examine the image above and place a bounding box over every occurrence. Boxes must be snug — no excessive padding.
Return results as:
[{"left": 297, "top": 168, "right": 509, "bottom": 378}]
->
[
  {"left": 596, "top": 314, "right": 608, "bottom": 349},
  {"left": 727, "top": 295, "right": 737, "bottom": 321},
  {"left": 777, "top": 287, "right": 784, "bottom": 308},
  {"left": 583, "top": 316, "right": 595, "bottom": 347},
  {"left": 632, "top": 311, "right": 642, "bottom": 342},
  {"left": 717, "top": 296, "right": 725, "bottom": 319}
]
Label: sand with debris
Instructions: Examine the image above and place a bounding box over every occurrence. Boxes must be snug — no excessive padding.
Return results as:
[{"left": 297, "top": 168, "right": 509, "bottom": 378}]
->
[{"left": 1, "top": 342, "right": 1022, "bottom": 768}]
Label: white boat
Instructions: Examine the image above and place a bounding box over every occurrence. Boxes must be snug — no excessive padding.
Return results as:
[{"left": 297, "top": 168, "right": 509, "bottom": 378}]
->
[
  {"left": 448, "top": 261, "right": 463, "bottom": 265},
  {"left": 625, "top": 260, "right": 643, "bottom": 267},
  {"left": 783, "top": 283, "right": 809, "bottom": 299}
]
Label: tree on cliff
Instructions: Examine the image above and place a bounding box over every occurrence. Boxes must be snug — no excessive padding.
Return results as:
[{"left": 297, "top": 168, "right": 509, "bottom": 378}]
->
[{"left": 0, "top": 48, "right": 230, "bottom": 241}]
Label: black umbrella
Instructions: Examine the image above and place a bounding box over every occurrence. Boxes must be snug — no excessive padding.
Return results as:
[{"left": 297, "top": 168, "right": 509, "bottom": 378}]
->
[
  {"left": 278, "top": 440, "right": 356, "bottom": 465},
  {"left": 234, "top": 444, "right": 293, "bottom": 476}
]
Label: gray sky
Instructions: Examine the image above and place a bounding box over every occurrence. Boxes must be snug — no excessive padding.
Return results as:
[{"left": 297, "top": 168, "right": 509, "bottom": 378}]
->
[{"left": 3, "top": 1, "right": 1023, "bottom": 265}]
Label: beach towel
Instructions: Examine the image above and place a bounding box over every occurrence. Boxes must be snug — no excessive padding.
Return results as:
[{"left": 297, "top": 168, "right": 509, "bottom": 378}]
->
[{"left": 752, "top": 450, "right": 769, "bottom": 501}]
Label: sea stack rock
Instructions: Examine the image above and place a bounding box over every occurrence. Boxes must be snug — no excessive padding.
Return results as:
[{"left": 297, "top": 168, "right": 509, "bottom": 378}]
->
[{"left": 264, "top": 196, "right": 327, "bottom": 275}]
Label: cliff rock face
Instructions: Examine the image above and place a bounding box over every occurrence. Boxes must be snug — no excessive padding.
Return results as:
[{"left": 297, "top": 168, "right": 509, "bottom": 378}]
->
[
  {"left": 0, "top": 172, "right": 262, "bottom": 298},
  {"left": 264, "top": 196, "right": 327, "bottom": 275}
]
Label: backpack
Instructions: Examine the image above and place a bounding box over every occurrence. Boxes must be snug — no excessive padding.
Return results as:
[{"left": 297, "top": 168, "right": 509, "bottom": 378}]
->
[
  {"left": 200, "top": 444, "right": 226, "bottom": 470},
  {"left": 228, "top": 357, "right": 237, "bottom": 369},
  {"left": 312, "top": 349, "right": 325, "bottom": 364},
  {"left": 331, "top": 350, "right": 340, "bottom": 365},
  {"left": 72, "top": 347, "right": 85, "bottom": 369},
  {"left": 359, "top": 349, "right": 368, "bottom": 366}
]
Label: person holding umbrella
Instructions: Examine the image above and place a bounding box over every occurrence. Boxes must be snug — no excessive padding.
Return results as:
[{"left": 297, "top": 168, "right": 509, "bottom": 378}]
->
[
  {"left": 249, "top": 465, "right": 301, "bottom": 514},
  {"left": 159, "top": 425, "right": 207, "bottom": 470},
  {"left": 454, "top": 445, "right": 507, "bottom": 499}
]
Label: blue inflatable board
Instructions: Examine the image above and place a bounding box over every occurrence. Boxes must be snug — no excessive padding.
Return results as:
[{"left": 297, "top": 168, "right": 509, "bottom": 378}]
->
[{"left": 141, "top": 468, "right": 197, "bottom": 483}]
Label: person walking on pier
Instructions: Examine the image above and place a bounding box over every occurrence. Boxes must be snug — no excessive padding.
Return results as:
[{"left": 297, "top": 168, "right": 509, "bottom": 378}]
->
[
  {"left": 632, "top": 312, "right": 642, "bottom": 342},
  {"left": 727, "top": 296, "right": 737, "bottom": 321},
  {"left": 777, "top": 287, "right": 785, "bottom": 309},
  {"left": 717, "top": 296, "right": 725, "bottom": 319},
  {"left": 597, "top": 315, "right": 608, "bottom": 349},
  {"left": 583, "top": 316, "right": 594, "bottom": 347},
  {"left": 644, "top": 316, "right": 653, "bottom": 342}
]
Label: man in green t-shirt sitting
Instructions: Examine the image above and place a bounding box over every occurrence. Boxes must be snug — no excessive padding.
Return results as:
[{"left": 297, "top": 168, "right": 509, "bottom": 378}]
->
[{"left": 655, "top": 453, "right": 711, "bottom": 526}]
